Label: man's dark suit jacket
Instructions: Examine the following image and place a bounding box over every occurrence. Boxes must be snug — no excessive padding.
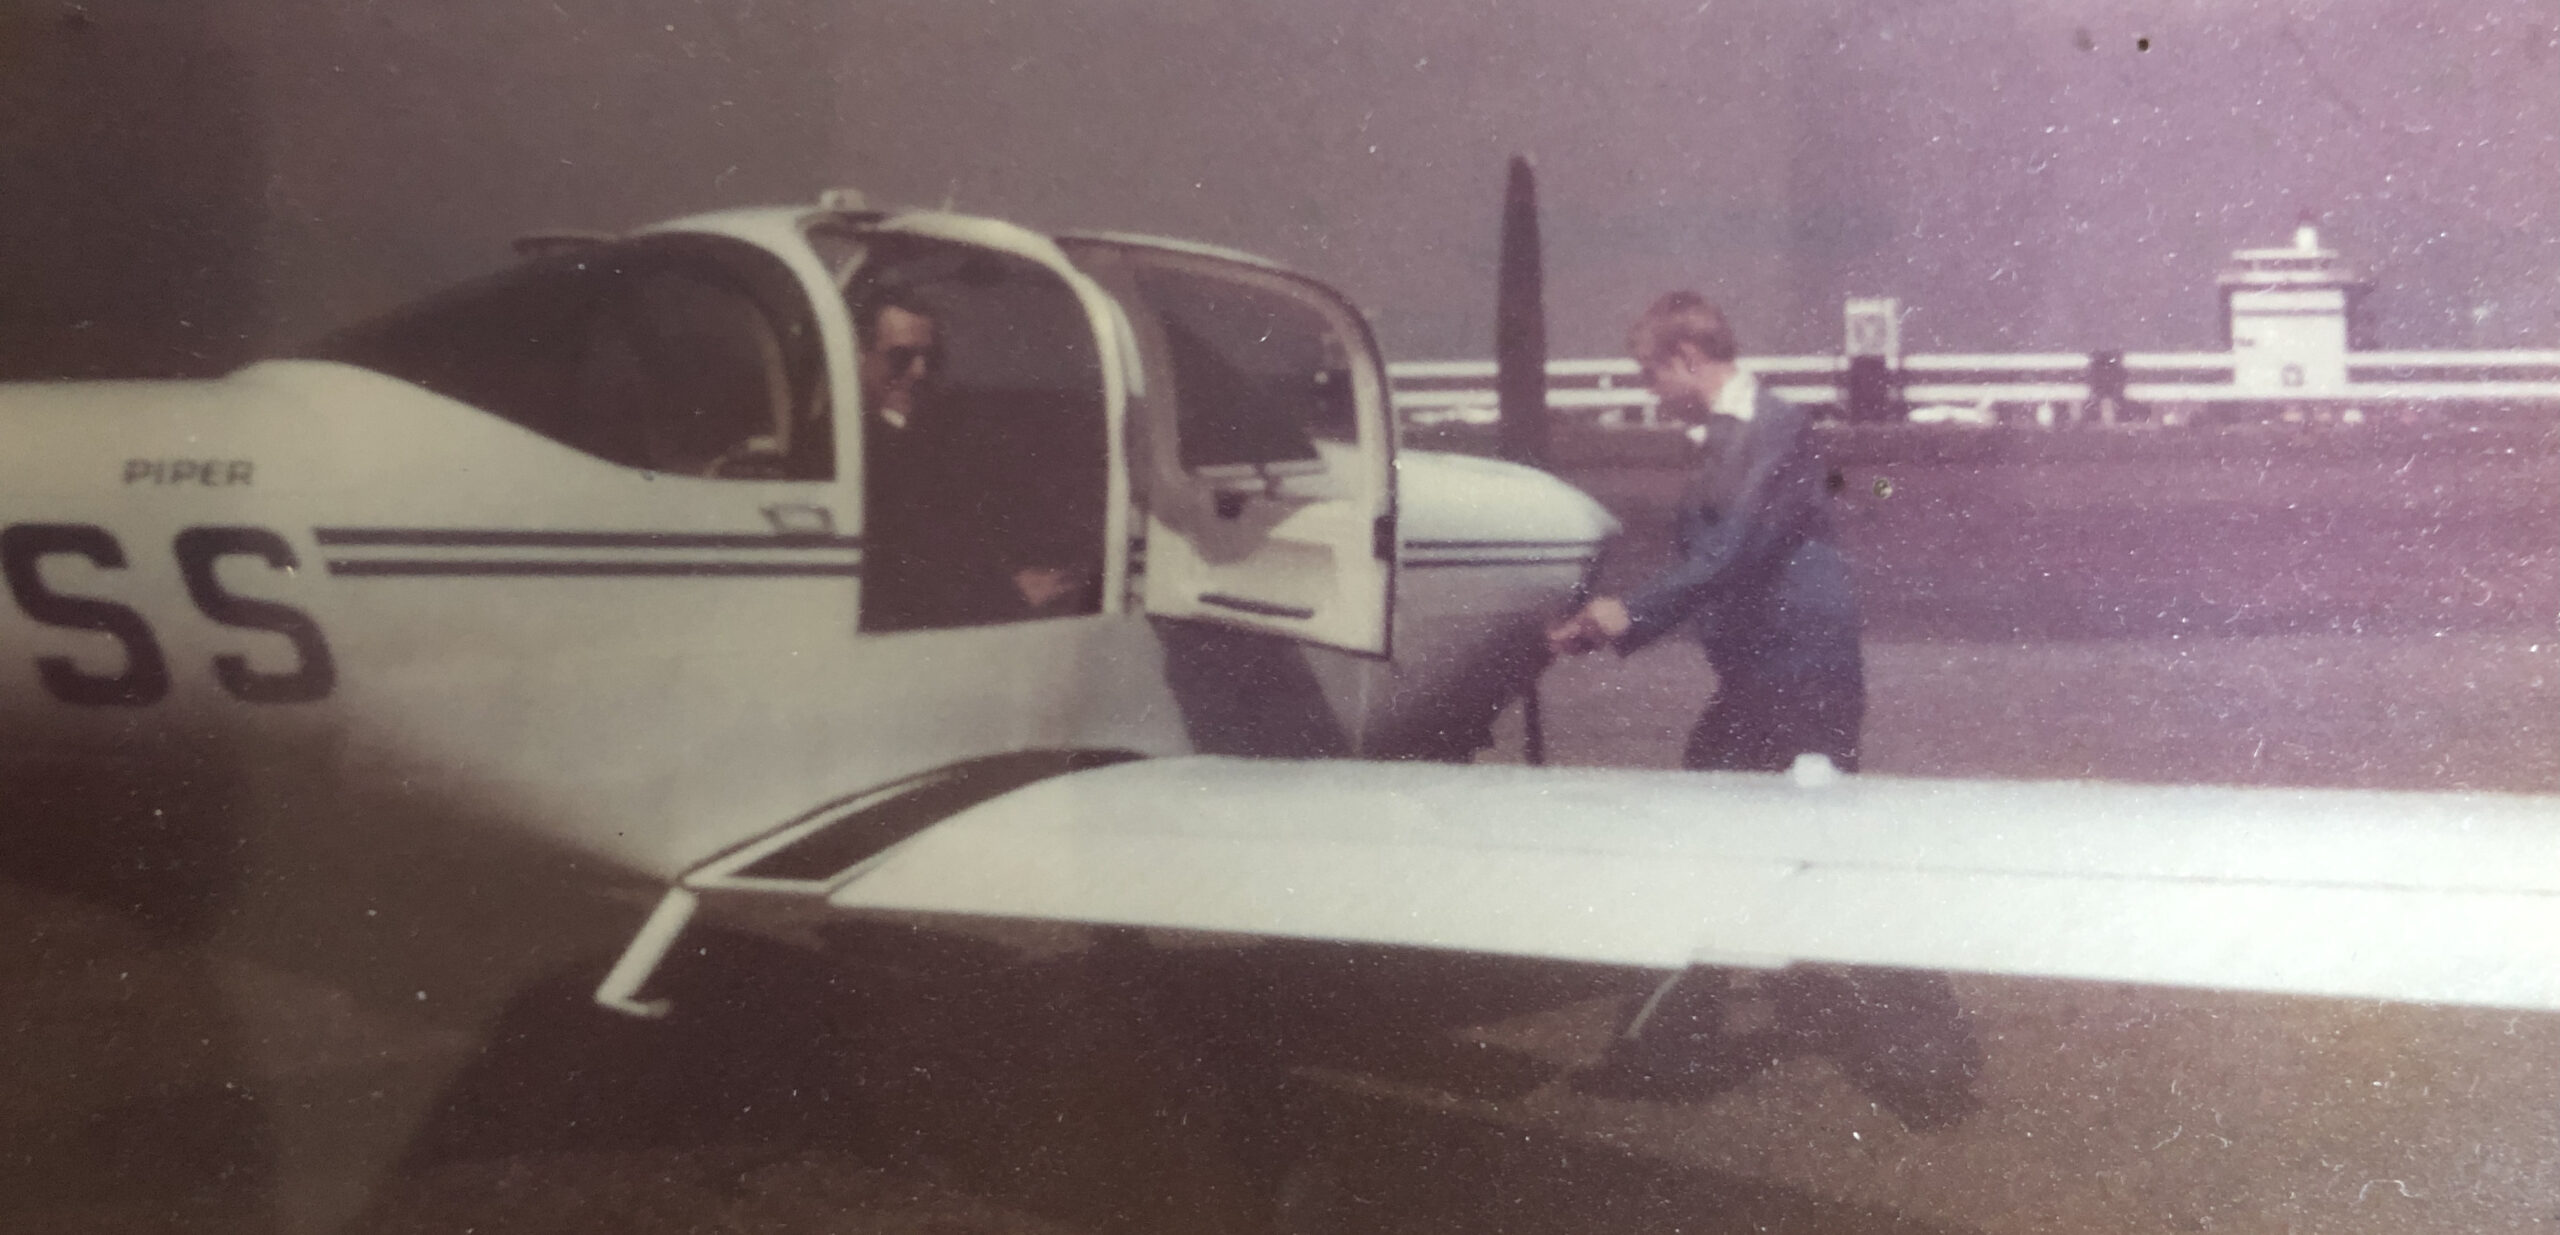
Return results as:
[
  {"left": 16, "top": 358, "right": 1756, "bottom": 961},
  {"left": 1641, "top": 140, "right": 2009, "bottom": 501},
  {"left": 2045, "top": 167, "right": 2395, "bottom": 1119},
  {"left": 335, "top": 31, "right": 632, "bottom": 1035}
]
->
[
  {"left": 1616, "top": 386, "right": 1865, "bottom": 762},
  {"left": 862, "top": 390, "right": 1105, "bottom": 632}
]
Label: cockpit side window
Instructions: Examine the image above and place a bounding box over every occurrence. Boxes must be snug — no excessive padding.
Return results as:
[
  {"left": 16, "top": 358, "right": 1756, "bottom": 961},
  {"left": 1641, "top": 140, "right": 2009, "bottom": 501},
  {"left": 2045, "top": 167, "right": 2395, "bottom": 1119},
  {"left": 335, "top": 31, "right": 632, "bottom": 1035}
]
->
[
  {"left": 600, "top": 270, "right": 801, "bottom": 477},
  {"left": 298, "top": 235, "right": 829, "bottom": 479}
]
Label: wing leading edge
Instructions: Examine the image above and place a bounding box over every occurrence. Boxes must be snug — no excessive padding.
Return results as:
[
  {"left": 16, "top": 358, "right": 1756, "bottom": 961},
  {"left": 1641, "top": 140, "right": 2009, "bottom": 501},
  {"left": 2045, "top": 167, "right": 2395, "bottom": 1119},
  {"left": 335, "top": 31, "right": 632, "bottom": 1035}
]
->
[{"left": 611, "top": 756, "right": 2560, "bottom": 1016}]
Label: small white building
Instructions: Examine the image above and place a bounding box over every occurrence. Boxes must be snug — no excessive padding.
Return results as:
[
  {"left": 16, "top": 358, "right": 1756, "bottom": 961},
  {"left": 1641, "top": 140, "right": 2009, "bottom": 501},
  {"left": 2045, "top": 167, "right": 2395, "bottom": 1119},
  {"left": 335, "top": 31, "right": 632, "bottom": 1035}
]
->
[
  {"left": 1844, "top": 296, "right": 1901, "bottom": 364},
  {"left": 2217, "top": 219, "right": 2375, "bottom": 396}
]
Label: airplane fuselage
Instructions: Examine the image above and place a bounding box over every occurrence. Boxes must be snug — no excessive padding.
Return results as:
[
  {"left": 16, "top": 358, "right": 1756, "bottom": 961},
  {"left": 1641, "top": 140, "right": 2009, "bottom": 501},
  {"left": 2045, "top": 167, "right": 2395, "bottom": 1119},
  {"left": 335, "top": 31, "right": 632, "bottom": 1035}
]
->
[{"left": 0, "top": 203, "right": 1615, "bottom": 1006}]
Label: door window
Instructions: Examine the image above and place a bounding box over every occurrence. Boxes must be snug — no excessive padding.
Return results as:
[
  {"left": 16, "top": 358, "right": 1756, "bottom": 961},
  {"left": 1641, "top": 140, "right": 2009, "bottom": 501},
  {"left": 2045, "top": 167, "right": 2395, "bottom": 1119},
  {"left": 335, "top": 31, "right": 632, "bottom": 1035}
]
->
[
  {"left": 1059, "top": 237, "right": 1396, "bottom": 657},
  {"left": 1126, "top": 261, "right": 1360, "bottom": 476}
]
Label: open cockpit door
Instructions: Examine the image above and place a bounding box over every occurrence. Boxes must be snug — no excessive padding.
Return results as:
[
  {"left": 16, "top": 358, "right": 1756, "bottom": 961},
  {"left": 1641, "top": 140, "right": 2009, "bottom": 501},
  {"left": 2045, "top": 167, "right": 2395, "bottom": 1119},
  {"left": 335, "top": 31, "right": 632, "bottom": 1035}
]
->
[
  {"left": 814, "top": 213, "right": 1136, "bottom": 633},
  {"left": 1059, "top": 237, "right": 1395, "bottom": 657}
]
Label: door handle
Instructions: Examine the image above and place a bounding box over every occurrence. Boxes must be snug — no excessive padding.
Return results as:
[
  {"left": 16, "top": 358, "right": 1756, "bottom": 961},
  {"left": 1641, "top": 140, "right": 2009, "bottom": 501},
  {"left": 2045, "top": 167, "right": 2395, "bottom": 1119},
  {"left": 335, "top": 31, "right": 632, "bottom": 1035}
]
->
[{"left": 762, "top": 503, "right": 837, "bottom": 535}]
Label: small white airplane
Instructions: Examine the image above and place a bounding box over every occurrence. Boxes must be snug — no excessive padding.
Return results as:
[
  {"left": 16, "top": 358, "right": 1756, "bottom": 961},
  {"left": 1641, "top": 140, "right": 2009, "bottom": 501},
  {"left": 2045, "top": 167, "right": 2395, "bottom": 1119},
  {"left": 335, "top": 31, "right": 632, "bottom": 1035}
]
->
[{"left": 4, "top": 177, "right": 2557, "bottom": 1228}]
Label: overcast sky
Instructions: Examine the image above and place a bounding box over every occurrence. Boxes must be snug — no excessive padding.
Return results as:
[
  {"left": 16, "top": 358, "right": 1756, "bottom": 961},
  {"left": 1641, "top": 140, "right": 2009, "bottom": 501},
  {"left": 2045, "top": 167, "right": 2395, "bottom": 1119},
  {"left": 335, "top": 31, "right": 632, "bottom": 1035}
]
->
[
  {"left": 797, "top": 0, "right": 2557, "bottom": 358},
  {"left": 57, "top": 0, "right": 2541, "bottom": 367}
]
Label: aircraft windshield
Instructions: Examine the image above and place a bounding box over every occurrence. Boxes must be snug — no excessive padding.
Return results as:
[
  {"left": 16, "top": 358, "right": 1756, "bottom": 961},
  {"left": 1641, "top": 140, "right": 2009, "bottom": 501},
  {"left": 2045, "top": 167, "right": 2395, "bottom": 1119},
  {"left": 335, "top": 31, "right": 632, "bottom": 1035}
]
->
[{"left": 299, "top": 235, "right": 829, "bottom": 479}]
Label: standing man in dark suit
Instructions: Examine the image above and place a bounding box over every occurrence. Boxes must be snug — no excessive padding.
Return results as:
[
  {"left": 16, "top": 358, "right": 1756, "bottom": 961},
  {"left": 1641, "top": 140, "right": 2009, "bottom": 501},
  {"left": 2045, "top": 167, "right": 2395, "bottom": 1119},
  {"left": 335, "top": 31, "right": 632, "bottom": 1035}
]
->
[
  {"left": 1548, "top": 296, "right": 1953, "bottom": 1114},
  {"left": 1548, "top": 291, "right": 1865, "bottom": 773}
]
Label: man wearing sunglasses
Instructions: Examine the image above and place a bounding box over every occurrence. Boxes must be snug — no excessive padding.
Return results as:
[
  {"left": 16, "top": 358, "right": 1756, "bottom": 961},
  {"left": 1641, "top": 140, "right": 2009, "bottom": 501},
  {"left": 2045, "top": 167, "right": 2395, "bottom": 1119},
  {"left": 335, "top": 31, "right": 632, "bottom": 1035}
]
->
[
  {"left": 858, "top": 291, "right": 944, "bottom": 434},
  {"left": 857, "top": 290, "right": 1087, "bottom": 630}
]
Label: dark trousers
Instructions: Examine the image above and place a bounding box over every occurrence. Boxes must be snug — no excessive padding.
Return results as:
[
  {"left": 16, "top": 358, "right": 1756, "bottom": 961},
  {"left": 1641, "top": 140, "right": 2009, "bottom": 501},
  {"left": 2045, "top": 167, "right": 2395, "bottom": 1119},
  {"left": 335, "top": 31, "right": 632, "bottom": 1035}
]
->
[{"left": 1680, "top": 675, "right": 1864, "bottom": 772}]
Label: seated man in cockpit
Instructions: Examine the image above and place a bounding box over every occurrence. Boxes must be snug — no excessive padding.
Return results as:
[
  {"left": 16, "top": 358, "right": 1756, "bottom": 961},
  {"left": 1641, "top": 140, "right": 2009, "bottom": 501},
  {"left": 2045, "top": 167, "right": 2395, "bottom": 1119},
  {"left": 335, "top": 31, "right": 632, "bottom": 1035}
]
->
[{"left": 856, "top": 289, "right": 1096, "bottom": 631}]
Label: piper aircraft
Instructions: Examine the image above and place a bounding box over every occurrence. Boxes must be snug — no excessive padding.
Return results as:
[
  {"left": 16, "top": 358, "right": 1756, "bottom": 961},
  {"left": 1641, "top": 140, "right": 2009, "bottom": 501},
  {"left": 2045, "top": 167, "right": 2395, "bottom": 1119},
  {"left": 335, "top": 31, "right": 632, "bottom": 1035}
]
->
[
  {"left": 4, "top": 185, "right": 2559, "bottom": 1230},
  {"left": 0, "top": 193, "right": 1619, "bottom": 975}
]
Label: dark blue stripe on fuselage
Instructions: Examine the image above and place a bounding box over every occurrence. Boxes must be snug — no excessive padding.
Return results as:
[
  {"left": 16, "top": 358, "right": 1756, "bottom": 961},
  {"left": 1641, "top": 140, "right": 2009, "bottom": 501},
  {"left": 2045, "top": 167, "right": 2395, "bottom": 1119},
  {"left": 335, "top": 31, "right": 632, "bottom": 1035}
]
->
[
  {"left": 316, "top": 528, "right": 862, "bottom": 550},
  {"left": 1403, "top": 556, "right": 1593, "bottom": 569},
  {"left": 326, "top": 559, "right": 858, "bottom": 578},
  {"left": 1402, "top": 538, "right": 1604, "bottom": 551}
]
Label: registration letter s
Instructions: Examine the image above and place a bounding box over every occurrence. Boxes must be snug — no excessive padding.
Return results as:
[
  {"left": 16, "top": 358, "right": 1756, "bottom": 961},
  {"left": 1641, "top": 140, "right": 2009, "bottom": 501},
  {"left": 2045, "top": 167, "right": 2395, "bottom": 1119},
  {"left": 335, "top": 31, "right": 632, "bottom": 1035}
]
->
[
  {"left": 175, "top": 527, "right": 336, "bottom": 704},
  {"left": 1, "top": 523, "right": 173, "bottom": 706}
]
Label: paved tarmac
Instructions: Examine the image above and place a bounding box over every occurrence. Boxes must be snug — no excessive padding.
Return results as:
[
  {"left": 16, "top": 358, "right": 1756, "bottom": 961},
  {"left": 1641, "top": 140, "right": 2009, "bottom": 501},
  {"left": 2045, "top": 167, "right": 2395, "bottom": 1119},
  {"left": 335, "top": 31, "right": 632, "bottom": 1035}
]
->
[{"left": 1517, "top": 420, "right": 2558, "bottom": 793}]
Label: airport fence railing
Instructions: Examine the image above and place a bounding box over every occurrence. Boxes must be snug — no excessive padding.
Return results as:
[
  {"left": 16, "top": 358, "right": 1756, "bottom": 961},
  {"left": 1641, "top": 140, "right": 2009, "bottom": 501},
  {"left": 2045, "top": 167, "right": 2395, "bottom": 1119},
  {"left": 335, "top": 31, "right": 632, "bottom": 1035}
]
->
[{"left": 1390, "top": 350, "right": 2560, "bottom": 430}]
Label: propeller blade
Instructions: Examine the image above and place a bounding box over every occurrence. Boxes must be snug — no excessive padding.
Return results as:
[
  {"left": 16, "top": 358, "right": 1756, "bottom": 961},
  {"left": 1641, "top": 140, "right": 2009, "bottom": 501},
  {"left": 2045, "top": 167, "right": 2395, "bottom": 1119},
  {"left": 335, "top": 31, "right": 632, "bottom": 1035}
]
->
[
  {"left": 1495, "top": 156, "right": 1557, "bottom": 764},
  {"left": 1495, "top": 156, "right": 1550, "bottom": 468}
]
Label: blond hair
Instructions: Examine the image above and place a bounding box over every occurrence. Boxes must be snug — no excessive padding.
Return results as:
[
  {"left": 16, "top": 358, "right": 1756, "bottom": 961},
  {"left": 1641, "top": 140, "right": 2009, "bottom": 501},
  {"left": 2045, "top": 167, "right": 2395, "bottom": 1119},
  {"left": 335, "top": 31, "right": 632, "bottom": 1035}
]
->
[{"left": 1627, "top": 291, "right": 1737, "bottom": 365}]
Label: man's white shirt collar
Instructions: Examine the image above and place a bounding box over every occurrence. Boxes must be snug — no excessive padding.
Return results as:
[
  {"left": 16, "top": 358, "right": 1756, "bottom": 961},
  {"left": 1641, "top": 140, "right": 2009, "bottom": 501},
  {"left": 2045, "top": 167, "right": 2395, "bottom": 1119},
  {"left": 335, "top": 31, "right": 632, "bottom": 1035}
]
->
[
  {"left": 1712, "top": 368, "right": 1760, "bottom": 424},
  {"left": 1683, "top": 369, "right": 1759, "bottom": 446}
]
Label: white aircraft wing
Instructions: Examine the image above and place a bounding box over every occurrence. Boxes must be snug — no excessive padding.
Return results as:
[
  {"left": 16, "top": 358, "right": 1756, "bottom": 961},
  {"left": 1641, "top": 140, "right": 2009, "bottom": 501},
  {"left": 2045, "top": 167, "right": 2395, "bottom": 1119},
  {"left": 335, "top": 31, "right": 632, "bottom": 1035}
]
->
[{"left": 629, "top": 756, "right": 2560, "bottom": 1016}]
